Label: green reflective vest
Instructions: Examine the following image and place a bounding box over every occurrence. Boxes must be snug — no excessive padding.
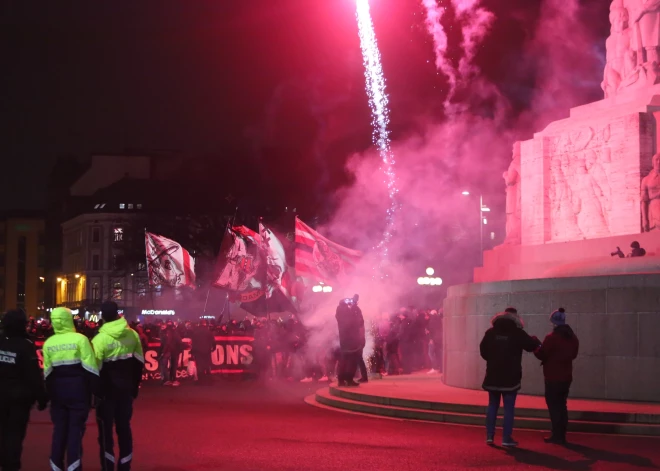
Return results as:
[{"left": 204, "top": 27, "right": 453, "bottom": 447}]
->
[
  {"left": 43, "top": 307, "right": 99, "bottom": 378},
  {"left": 42, "top": 331, "right": 99, "bottom": 378},
  {"left": 91, "top": 318, "right": 144, "bottom": 368}
]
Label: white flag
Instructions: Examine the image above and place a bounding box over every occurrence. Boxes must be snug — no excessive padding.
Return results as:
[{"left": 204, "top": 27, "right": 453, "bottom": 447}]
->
[
  {"left": 145, "top": 232, "right": 196, "bottom": 289},
  {"left": 259, "top": 223, "right": 288, "bottom": 300}
]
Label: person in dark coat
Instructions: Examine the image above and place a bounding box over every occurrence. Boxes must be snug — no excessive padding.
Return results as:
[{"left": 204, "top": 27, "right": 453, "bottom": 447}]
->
[
  {"left": 480, "top": 309, "right": 540, "bottom": 447},
  {"left": 534, "top": 308, "right": 579, "bottom": 445},
  {"left": 0, "top": 309, "right": 48, "bottom": 471},
  {"left": 335, "top": 295, "right": 365, "bottom": 387},
  {"left": 190, "top": 320, "right": 216, "bottom": 383}
]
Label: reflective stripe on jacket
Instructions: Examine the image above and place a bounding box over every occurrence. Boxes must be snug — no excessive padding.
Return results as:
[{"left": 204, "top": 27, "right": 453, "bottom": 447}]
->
[
  {"left": 42, "top": 308, "right": 99, "bottom": 379},
  {"left": 92, "top": 317, "right": 144, "bottom": 396}
]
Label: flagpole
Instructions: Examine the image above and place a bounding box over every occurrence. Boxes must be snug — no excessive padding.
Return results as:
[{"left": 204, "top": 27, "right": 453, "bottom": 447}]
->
[{"left": 260, "top": 217, "right": 270, "bottom": 322}]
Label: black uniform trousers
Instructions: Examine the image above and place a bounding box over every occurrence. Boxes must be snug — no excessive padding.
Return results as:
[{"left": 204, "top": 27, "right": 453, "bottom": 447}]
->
[
  {"left": 50, "top": 400, "right": 89, "bottom": 471},
  {"left": 97, "top": 392, "right": 134, "bottom": 471},
  {"left": 0, "top": 402, "right": 31, "bottom": 471}
]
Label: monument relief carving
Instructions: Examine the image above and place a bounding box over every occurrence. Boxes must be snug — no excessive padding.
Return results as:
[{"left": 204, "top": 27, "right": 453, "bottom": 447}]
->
[
  {"left": 641, "top": 153, "right": 660, "bottom": 231},
  {"left": 503, "top": 142, "right": 521, "bottom": 245},
  {"left": 602, "top": 0, "right": 660, "bottom": 97},
  {"left": 547, "top": 125, "right": 614, "bottom": 241}
]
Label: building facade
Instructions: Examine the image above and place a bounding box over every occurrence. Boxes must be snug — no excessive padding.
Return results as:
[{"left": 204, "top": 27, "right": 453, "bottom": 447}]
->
[
  {"left": 0, "top": 215, "right": 46, "bottom": 316},
  {"left": 57, "top": 212, "right": 148, "bottom": 314}
]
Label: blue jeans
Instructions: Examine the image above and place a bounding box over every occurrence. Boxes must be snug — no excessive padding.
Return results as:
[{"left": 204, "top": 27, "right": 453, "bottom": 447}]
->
[{"left": 486, "top": 390, "right": 518, "bottom": 438}]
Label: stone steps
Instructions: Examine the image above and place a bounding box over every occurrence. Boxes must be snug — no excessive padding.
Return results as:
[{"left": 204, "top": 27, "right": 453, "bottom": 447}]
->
[{"left": 313, "top": 386, "right": 660, "bottom": 436}]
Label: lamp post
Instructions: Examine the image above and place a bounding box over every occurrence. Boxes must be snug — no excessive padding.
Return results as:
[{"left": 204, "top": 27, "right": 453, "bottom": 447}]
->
[{"left": 461, "top": 191, "right": 490, "bottom": 266}]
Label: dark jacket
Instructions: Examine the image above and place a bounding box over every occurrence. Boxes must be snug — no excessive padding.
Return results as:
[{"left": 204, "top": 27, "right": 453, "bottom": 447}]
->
[
  {"left": 336, "top": 303, "right": 365, "bottom": 353},
  {"left": 160, "top": 329, "right": 183, "bottom": 357},
  {"left": 534, "top": 324, "right": 579, "bottom": 383},
  {"left": 480, "top": 312, "right": 540, "bottom": 392},
  {"left": 190, "top": 325, "right": 216, "bottom": 355},
  {"left": 0, "top": 319, "right": 47, "bottom": 407}
]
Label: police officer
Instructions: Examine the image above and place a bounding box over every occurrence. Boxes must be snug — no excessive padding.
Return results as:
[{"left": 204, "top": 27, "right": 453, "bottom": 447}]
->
[
  {"left": 0, "top": 309, "right": 48, "bottom": 471},
  {"left": 92, "top": 302, "right": 144, "bottom": 471},
  {"left": 43, "top": 307, "right": 99, "bottom": 471}
]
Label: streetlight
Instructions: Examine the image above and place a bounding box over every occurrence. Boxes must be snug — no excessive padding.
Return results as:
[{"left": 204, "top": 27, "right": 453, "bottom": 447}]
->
[
  {"left": 426, "top": 267, "right": 435, "bottom": 276},
  {"left": 461, "top": 191, "right": 491, "bottom": 265},
  {"left": 74, "top": 274, "right": 80, "bottom": 279}
]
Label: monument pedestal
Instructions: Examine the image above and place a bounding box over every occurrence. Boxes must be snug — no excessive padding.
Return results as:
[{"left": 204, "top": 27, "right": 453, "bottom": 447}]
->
[{"left": 443, "top": 274, "right": 660, "bottom": 402}]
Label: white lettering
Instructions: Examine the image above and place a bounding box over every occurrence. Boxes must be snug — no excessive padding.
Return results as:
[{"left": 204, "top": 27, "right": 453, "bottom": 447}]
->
[
  {"left": 141, "top": 309, "right": 175, "bottom": 316},
  {"left": 0, "top": 350, "right": 17, "bottom": 357},
  {"left": 239, "top": 345, "right": 253, "bottom": 365},
  {"left": 145, "top": 350, "right": 158, "bottom": 372},
  {"left": 0, "top": 355, "right": 16, "bottom": 364},
  {"left": 212, "top": 345, "right": 225, "bottom": 366},
  {"left": 226, "top": 345, "right": 239, "bottom": 365}
]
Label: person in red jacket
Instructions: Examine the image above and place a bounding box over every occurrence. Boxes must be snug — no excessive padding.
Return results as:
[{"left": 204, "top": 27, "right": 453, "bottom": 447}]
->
[{"left": 534, "top": 308, "right": 579, "bottom": 444}]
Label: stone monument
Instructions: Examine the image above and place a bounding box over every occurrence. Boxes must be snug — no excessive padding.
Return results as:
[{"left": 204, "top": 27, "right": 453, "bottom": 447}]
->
[{"left": 443, "top": 0, "right": 660, "bottom": 402}]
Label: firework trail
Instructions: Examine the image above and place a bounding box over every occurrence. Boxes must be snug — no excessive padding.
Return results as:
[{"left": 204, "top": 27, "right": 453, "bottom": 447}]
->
[
  {"left": 421, "top": 0, "right": 494, "bottom": 112},
  {"left": 355, "top": 0, "right": 398, "bottom": 278},
  {"left": 421, "top": 0, "right": 456, "bottom": 105}
]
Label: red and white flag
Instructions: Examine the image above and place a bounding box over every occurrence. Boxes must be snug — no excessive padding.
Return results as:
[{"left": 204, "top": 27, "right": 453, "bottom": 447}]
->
[
  {"left": 213, "top": 226, "right": 262, "bottom": 298},
  {"left": 259, "top": 223, "right": 288, "bottom": 300},
  {"left": 294, "top": 217, "right": 362, "bottom": 284},
  {"left": 145, "top": 232, "right": 196, "bottom": 289}
]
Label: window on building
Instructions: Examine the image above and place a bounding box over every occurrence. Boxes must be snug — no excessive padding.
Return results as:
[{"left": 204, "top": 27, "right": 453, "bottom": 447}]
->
[
  {"left": 92, "top": 227, "right": 100, "bottom": 243},
  {"left": 137, "top": 204, "right": 143, "bottom": 210},
  {"left": 128, "top": 204, "right": 134, "bottom": 209},
  {"left": 113, "top": 227, "right": 123, "bottom": 242},
  {"left": 92, "top": 283, "right": 100, "bottom": 303},
  {"left": 112, "top": 282, "right": 123, "bottom": 300},
  {"left": 137, "top": 261, "right": 147, "bottom": 272},
  {"left": 137, "top": 280, "right": 147, "bottom": 298},
  {"left": 92, "top": 254, "right": 100, "bottom": 271},
  {"left": 17, "top": 236, "right": 26, "bottom": 306},
  {"left": 119, "top": 204, "right": 125, "bottom": 209}
]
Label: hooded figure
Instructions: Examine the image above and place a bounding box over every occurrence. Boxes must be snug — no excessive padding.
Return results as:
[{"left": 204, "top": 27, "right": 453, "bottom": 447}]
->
[
  {"left": 0, "top": 310, "right": 48, "bottom": 471},
  {"left": 92, "top": 301, "right": 144, "bottom": 471},
  {"left": 534, "top": 308, "right": 580, "bottom": 444},
  {"left": 43, "top": 307, "right": 99, "bottom": 471},
  {"left": 479, "top": 310, "right": 540, "bottom": 447}
]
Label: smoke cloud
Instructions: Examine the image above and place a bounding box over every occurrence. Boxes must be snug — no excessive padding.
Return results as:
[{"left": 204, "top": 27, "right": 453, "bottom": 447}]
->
[{"left": 300, "top": 0, "right": 610, "bottom": 357}]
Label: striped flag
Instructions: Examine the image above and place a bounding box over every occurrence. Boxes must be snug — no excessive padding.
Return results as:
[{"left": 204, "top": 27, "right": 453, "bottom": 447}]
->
[
  {"left": 145, "top": 232, "right": 196, "bottom": 289},
  {"left": 294, "top": 217, "right": 362, "bottom": 284}
]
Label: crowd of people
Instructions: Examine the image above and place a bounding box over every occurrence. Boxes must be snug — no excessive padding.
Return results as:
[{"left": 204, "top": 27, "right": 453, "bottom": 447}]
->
[{"left": 22, "top": 307, "right": 445, "bottom": 385}]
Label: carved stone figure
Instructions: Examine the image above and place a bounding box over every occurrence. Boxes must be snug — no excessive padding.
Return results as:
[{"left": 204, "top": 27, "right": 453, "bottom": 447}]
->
[
  {"left": 641, "top": 152, "right": 660, "bottom": 231},
  {"left": 603, "top": 1, "right": 636, "bottom": 97},
  {"left": 630, "top": 0, "right": 660, "bottom": 63},
  {"left": 503, "top": 142, "right": 521, "bottom": 245},
  {"left": 602, "top": 0, "right": 660, "bottom": 96}
]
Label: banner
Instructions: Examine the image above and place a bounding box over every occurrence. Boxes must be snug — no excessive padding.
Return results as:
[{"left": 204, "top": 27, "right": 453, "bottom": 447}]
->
[
  {"left": 34, "top": 336, "right": 254, "bottom": 381},
  {"left": 294, "top": 217, "right": 362, "bottom": 283},
  {"left": 145, "top": 232, "right": 196, "bottom": 289}
]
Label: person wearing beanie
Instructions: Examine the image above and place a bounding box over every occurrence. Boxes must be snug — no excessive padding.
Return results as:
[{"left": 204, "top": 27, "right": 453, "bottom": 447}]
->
[
  {"left": 480, "top": 309, "right": 541, "bottom": 447},
  {"left": 43, "top": 306, "right": 99, "bottom": 471},
  {"left": 92, "top": 301, "right": 144, "bottom": 470},
  {"left": 534, "top": 308, "right": 580, "bottom": 445},
  {"left": 0, "top": 309, "right": 48, "bottom": 470}
]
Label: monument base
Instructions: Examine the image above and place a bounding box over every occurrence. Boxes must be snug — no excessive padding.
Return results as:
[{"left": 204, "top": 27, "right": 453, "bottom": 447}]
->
[
  {"left": 443, "top": 274, "right": 660, "bottom": 402},
  {"left": 476, "top": 232, "right": 660, "bottom": 282}
]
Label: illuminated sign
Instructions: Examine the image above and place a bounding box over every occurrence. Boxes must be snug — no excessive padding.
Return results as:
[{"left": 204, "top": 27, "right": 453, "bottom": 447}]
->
[{"left": 141, "top": 309, "right": 175, "bottom": 316}]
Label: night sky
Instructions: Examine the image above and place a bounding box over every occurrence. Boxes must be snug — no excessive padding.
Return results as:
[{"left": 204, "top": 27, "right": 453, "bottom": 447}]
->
[{"left": 0, "top": 0, "right": 611, "bottom": 212}]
